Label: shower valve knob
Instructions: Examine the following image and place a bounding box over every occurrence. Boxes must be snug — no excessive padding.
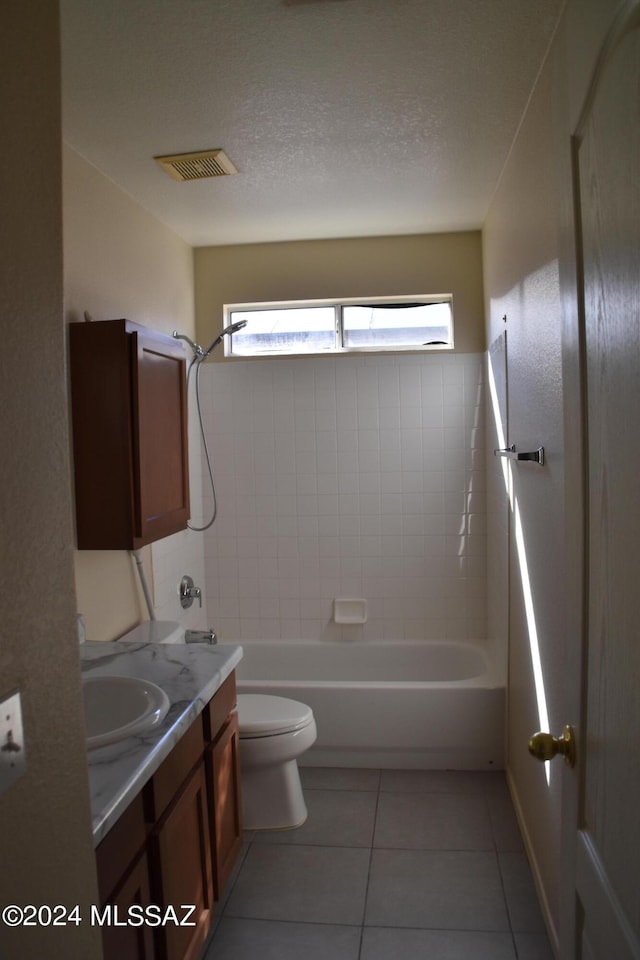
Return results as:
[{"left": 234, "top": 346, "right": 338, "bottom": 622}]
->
[{"left": 179, "top": 575, "right": 202, "bottom": 609}]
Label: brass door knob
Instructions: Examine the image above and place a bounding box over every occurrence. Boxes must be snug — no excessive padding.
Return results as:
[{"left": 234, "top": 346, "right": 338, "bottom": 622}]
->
[{"left": 528, "top": 725, "right": 576, "bottom": 767}]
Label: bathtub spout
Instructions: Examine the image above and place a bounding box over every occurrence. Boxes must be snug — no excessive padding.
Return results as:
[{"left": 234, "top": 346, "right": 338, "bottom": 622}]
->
[{"left": 185, "top": 629, "right": 217, "bottom": 644}]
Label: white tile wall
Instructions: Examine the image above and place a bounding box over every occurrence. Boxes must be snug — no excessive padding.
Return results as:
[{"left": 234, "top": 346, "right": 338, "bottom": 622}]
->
[
  {"left": 200, "top": 353, "right": 487, "bottom": 643},
  {"left": 486, "top": 333, "right": 510, "bottom": 675}
]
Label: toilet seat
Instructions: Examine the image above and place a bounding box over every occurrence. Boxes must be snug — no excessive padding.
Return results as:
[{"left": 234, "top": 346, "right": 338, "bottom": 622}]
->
[{"left": 237, "top": 694, "right": 314, "bottom": 738}]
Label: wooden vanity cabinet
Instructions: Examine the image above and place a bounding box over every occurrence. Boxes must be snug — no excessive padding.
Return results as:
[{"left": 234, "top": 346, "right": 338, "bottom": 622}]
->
[
  {"left": 69, "top": 319, "right": 190, "bottom": 549},
  {"left": 203, "top": 674, "right": 243, "bottom": 899},
  {"left": 101, "top": 854, "right": 156, "bottom": 960},
  {"left": 95, "top": 793, "right": 155, "bottom": 960},
  {"left": 148, "top": 766, "right": 213, "bottom": 960},
  {"left": 145, "top": 719, "right": 212, "bottom": 960},
  {"left": 95, "top": 672, "right": 242, "bottom": 960}
]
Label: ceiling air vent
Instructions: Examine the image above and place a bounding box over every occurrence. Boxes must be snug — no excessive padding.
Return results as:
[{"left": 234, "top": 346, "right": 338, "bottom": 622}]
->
[{"left": 154, "top": 149, "right": 238, "bottom": 182}]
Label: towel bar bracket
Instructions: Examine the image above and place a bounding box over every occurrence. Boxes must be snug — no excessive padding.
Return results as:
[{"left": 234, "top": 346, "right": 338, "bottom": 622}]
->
[{"left": 494, "top": 444, "right": 545, "bottom": 466}]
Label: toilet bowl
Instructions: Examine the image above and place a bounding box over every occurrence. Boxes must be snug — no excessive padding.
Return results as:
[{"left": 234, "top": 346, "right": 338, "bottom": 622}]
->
[{"left": 237, "top": 694, "right": 317, "bottom": 830}]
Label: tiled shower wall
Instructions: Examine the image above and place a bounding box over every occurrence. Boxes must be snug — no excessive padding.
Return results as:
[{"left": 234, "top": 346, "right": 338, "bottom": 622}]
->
[
  {"left": 151, "top": 387, "right": 208, "bottom": 630},
  {"left": 199, "top": 353, "right": 487, "bottom": 643}
]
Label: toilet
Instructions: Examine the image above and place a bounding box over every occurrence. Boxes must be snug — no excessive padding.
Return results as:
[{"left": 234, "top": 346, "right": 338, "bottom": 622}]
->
[{"left": 236, "top": 694, "right": 317, "bottom": 830}]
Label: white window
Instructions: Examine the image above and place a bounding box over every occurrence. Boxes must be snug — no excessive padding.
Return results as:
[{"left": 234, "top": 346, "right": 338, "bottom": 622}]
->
[{"left": 223, "top": 296, "right": 454, "bottom": 357}]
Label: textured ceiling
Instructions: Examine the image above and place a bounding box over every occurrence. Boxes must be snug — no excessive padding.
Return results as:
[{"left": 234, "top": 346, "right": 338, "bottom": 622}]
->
[{"left": 60, "top": 0, "right": 563, "bottom": 247}]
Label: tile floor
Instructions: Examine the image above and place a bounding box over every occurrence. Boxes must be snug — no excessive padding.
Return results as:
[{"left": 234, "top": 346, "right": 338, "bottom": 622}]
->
[{"left": 204, "top": 768, "right": 554, "bottom": 960}]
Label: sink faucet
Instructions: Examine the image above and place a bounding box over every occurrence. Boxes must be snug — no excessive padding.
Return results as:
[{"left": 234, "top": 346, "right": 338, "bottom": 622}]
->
[{"left": 185, "top": 629, "right": 217, "bottom": 645}]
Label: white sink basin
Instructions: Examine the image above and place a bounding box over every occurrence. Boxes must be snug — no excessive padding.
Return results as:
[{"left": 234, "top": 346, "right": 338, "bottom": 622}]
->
[{"left": 83, "top": 675, "right": 170, "bottom": 749}]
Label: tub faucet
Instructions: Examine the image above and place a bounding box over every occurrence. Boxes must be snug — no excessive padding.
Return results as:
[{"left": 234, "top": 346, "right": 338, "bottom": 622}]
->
[{"left": 185, "top": 629, "right": 217, "bottom": 645}]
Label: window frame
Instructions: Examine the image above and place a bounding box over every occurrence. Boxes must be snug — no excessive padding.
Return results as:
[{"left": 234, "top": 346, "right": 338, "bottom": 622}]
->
[{"left": 222, "top": 294, "right": 455, "bottom": 358}]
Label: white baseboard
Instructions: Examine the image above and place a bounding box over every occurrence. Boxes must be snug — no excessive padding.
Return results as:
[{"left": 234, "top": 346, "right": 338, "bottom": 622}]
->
[{"left": 506, "top": 768, "right": 560, "bottom": 959}]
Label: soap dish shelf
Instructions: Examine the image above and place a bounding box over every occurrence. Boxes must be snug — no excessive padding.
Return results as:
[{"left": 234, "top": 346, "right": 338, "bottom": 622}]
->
[{"left": 333, "top": 599, "right": 367, "bottom": 625}]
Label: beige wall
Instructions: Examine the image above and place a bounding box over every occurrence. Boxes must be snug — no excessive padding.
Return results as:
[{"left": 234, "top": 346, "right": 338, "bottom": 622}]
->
[
  {"left": 194, "top": 231, "right": 485, "bottom": 356},
  {"left": 63, "top": 146, "right": 198, "bottom": 642},
  {"left": 0, "top": 6, "right": 101, "bottom": 958}
]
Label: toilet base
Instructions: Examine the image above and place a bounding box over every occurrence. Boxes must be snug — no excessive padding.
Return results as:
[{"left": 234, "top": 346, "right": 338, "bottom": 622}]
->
[{"left": 241, "top": 758, "right": 308, "bottom": 830}]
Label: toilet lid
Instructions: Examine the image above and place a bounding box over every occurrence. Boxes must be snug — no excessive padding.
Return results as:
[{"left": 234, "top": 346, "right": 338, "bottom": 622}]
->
[{"left": 237, "top": 694, "right": 314, "bottom": 738}]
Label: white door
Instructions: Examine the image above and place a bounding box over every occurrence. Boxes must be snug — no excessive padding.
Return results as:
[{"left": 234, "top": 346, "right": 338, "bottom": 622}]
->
[{"left": 558, "top": 3, "right": 640, "bottom": 957}]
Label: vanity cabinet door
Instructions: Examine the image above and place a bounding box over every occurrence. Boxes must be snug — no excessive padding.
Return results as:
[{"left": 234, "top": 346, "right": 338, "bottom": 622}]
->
[
  {"left": 96, "top": 793, "right": 148, "bottom": 908},
  {"left": 101, "top": 851, "right": 156, "bottom": 960},
  {"left": 148, "top": 763, "right": 213, "bottom": 960},
  {"left": 96, "top": 794, "right": 155, "bottom": 960},
  {"left": 206, "top": 711, "right": 243, "bottom": 899}
]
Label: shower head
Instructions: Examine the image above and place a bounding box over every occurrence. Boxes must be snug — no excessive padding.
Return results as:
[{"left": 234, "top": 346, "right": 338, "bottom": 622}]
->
[
  {"left": 223, "top": 319, "right": 249, "bottom": 337},
  {"left": 172, "top": 320, "right": 248, "bottom": 362},
  {"left": 200, "top": 319, "right": 248, "bottom": 359}
]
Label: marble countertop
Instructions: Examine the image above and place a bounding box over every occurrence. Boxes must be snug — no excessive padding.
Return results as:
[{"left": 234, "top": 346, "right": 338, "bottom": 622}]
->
[{"left": 80, "top": 640, "right": 243, "bottom": 846}]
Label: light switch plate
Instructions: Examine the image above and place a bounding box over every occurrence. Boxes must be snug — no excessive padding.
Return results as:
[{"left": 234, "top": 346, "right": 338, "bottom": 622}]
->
[{"left": 0, "top": 691, "right": 27, "bottom": 794}]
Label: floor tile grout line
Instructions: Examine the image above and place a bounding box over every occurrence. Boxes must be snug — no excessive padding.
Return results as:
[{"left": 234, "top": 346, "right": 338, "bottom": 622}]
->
[
  {"left": 356, "top": 772, "right": 382, "bottom": 960},
  {"left": 483, "top": 788, "right": 500, "bottom": 856},
  {"left": 215, "top": 836, "right": 253, "bottom": 926},
  {"left": 212, "top": 912, "right": 518, "bottom": 934},
  {"left": 511, "top": 928, "right": 522, "bottom": 959},
  {"left": 253, "top": 840, "right": 501, "bottom": 851},
  {"left": 495, "top": 844, "right": 518, "bottom": 936},
  {"left": 363, "top": 922, "right": 516, "bottom": 933},
  {"left": 217, "top": 914, "right": 519, "bottom": 935},
  {"left": 215, "top": 914, "right": 363, "bottom": 929}
]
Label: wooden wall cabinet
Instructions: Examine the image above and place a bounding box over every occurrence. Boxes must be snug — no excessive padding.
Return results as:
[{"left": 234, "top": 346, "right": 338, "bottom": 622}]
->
[
  {"left": 96, "top": 673, "right": 242, "bottom": 960},
  {"left": 69, "top": 319, "right": 190, "bottom": 549}
]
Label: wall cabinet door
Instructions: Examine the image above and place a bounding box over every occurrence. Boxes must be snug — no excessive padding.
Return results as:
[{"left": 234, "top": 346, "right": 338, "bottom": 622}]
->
[
  {"left": 131, "top": 326, "right": 190, "bottom": 545},
  {"left": 206, "top": 712, "right": 243, "bottom": 899},
  {"left": 69, "top": 318, "right": 190, "bottom": 549},
  {"left": 149, "top": 763, "right": 213, "bottom": 960}
]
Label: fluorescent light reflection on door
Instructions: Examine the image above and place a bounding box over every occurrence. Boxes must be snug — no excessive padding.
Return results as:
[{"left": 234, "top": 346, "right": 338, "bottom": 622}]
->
[{"left": 488, "top": 353, "right": 551, "bottom": 784}]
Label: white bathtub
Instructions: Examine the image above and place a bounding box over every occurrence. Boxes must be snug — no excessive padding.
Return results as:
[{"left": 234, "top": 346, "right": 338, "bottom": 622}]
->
[{"left": 224, "top": 640, "right": 505, "bottom": 770}]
